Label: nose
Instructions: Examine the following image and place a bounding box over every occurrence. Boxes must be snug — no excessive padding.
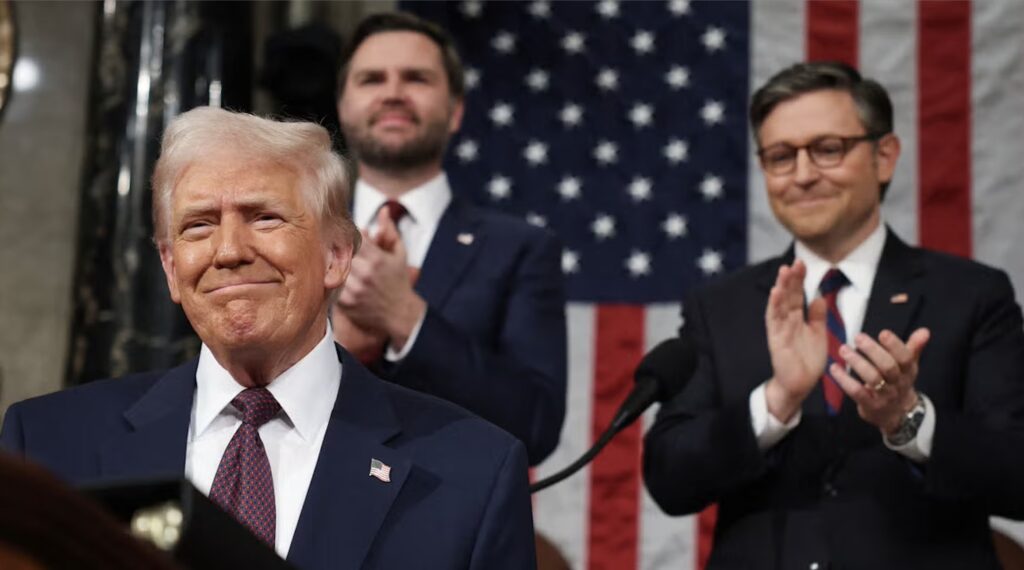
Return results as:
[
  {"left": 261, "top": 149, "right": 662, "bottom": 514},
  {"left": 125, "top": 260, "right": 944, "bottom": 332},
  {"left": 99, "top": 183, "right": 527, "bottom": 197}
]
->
[
  {"left": 792, "top": 148, "right": 821, "bottom": 187},
  {"left": 381, "top": 75, "right": 406, "bottom": 101},
  {"left": 212, "top": 216, "right": 255, "bottom": 269}
]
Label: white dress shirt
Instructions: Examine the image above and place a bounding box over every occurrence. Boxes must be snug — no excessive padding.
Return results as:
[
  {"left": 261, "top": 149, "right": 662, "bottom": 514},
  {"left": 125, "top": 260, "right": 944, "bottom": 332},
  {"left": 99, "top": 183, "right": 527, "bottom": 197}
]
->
[
  {"left": 749, "top": 222, "right": 935, "bottom": 462},
  {"left": 351, "top": 173, "right": 452, "bottom": 360},
  {"left": 184, "top": 327, "right": 341, "bottom": 558}
]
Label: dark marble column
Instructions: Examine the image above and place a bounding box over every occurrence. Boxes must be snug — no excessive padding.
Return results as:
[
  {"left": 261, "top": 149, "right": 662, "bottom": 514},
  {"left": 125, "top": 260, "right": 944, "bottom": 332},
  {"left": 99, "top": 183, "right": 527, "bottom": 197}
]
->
[{"left": 68, "top": 1, "right": 252, "bottom": 384}]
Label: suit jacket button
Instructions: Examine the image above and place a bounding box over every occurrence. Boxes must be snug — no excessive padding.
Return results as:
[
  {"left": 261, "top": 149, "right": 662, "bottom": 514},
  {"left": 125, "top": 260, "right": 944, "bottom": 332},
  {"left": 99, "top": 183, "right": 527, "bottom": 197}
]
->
[{"left": 823, "top": 483, "right": 838, "bottom": 497}]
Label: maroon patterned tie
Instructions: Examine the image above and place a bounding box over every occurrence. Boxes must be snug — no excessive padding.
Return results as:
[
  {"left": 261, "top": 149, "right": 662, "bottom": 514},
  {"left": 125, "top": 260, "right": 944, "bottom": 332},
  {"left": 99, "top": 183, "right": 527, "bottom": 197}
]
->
[
  {"left": 382, "top": 199, "right": 408, "bottom": 225},
  {"left": 208, "top": 388, "right": 281, "bottom": 546}
]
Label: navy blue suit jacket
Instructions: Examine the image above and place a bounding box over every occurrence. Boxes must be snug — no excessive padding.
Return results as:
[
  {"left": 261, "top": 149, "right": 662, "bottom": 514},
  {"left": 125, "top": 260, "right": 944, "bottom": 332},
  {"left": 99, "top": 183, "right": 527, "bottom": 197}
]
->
[
  {"left": 644, "top": 231, "right": 1024, "bottom": 569},
  {"left": 377, "top": 197, "right": 567, "bottom": 465},
  {"left": 1, "top": 347, "right": 537, "bottom": 570}
]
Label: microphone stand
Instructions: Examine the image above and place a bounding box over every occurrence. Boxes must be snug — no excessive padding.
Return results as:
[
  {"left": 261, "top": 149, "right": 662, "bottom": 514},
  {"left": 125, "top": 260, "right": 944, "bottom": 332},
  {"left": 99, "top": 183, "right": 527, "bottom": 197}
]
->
[{"left": 530, "top": 427, "right": 618, "bottom": 493}]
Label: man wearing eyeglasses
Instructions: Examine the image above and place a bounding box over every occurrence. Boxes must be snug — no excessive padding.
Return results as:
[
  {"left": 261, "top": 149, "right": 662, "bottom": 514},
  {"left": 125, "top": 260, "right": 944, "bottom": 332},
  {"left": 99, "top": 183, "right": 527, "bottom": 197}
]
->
[{"left": 644, "top": 61, "right": 1024, "bottom": 569}]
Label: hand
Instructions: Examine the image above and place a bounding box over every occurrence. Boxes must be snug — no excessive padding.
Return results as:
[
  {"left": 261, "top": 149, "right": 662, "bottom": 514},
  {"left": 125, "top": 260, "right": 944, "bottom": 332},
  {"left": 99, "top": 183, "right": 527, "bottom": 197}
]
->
[
  {"left": 829, "top": 328, "right": 930, "bottom": 434},
  {"left": 764, "top": 260, "right": 828, "bottom": 422},
  {"left": 331, "top": 304, "right": 388, "bottom": 361},
  {"left": 336, "top": 209, "right": 426, "bottom": 351}
]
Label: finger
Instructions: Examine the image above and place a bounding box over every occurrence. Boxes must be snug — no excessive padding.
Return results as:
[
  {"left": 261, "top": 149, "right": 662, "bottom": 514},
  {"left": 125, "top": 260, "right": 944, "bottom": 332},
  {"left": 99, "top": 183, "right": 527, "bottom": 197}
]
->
[
  {"left": 806, "top": 297, "right": 827, "bottom": 326},
  {"left": 906, "top": 327, "right": 931, "bottom": 359},
  {"left": 838, "top": 343, "right": 883, "bottom": 386},
  {"left": 358, "top": 229, "right": 381, "bottom": 256},
  {"left": 830, "top": 362, "right": 871, "bottom": 404},
  {"left": 852, "top": 333, "right": 900, "bottom": 382},
  {"left": 375, "top": 208, "right": 400, "bottom": 252}
]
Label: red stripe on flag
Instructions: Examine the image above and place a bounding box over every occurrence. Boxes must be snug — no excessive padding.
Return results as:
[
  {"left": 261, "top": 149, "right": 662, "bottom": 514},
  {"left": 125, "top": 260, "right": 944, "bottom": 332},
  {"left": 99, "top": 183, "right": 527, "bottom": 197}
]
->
[
  {"left": 806, "top": 0, "right": 859, "bottom": 66},
  {"left": 588, "top": 305, "right": 645, "bottom": 570},
  {"left": 918, "top": 1, "right": 972, "bottom": 257}
]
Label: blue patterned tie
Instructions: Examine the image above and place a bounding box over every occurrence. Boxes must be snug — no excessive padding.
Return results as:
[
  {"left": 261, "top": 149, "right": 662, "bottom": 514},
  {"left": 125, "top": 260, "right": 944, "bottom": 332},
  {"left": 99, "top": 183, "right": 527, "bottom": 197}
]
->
[
  {"left": 819, "top": 269, "right": 850, "bottom": 415},
  {"left": 208, "top": 388, "right": 281, "bottom": 546}
]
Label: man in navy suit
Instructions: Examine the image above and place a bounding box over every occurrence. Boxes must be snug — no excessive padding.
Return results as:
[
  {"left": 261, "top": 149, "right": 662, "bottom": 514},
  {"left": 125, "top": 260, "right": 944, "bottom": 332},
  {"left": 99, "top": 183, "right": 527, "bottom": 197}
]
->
[
  {"left": 1, "top": 107, "right": 536, "bottom": 569},
  {"left": 333, "top": 12, "right": 567, "bottom": 466},
  {"left": 644, "top": 62, "right": 1024, "bottom": 569}
]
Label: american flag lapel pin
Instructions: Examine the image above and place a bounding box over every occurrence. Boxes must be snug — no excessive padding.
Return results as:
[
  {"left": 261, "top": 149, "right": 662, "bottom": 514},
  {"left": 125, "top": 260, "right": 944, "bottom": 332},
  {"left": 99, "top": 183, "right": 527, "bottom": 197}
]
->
[
  {"left": 890, "top": 293, "right": 909, "bottom": 304},
  {"left": 457, "top": 232, "right": 474, "bottom": 245},
  {"left": 369, "top": 458, "right": 392, "bottom": 483}
]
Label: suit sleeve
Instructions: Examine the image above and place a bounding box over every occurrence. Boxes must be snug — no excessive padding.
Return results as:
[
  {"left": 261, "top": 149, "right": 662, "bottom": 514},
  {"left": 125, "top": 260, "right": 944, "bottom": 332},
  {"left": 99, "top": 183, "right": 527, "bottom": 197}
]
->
[
  {"left": 642, "top": 289, "right": 769, "bottom": 516},
  {"left": 468, "top": 440, "right": 537, "bottom": 570},
  {"left": 924, "top": 269, "right": 1024, "bottom": 518},
  {"left": 389, "top": 229, "right": 567, "bottom": 465}
]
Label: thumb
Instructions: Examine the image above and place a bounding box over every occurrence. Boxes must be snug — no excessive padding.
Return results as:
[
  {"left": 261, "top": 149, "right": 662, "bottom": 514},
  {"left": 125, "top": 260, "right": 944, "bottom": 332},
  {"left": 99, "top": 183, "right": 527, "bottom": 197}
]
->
[{"left": 375, "top": 207, "right": 400, "bottom": 252}]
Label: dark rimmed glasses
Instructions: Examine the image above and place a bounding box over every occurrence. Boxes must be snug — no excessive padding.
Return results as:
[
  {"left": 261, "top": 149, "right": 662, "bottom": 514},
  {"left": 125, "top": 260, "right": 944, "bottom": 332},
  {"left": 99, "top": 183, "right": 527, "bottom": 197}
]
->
[{"left": 757, "top": 134, "right": 885, "bottom": 176}]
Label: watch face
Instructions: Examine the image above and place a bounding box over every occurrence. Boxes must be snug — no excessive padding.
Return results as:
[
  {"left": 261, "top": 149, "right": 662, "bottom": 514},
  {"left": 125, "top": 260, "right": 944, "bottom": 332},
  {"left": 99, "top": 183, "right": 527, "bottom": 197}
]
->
[{"left": 0, "top": 0, "right": 14, "bottom": 118}]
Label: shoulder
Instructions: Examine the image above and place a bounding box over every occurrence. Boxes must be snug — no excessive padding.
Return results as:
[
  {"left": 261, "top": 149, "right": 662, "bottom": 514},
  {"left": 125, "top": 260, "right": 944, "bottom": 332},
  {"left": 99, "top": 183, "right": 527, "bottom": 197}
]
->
[
  {"left": 382, "top": 378, "right": 521, "bottom": 456},
  {"left": 7, "top": 370, "right": 165, "bottom": 422},
  {"left": 454, "top": 200, "right": 561, "bottom": 251},
  {"left": 687, "top": 255, "right": 781, "bottom": 306}
]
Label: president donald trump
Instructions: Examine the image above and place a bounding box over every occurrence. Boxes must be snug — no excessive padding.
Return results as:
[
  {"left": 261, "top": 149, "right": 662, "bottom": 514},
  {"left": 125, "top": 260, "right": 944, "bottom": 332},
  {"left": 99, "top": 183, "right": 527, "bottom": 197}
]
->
[{"left": 1, "top": 107, "right": 536, "bottom": 569}]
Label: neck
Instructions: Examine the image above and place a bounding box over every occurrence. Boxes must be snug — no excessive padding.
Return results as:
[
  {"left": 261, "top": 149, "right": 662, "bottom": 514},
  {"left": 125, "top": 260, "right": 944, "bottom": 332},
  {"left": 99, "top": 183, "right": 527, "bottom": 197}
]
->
[
  {"left": 805, "top": 212, "right": 881, "bottom": 264},
  {"left": 358, "top": 162, "right": 442, "bottom": 199}
]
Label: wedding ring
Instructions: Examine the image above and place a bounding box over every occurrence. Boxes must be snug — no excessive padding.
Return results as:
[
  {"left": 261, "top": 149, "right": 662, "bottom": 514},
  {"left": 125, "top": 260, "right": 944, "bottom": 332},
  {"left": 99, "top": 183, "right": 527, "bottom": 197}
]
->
[{"left": 871, "top": 379, "right": 887, "bottom": 392}]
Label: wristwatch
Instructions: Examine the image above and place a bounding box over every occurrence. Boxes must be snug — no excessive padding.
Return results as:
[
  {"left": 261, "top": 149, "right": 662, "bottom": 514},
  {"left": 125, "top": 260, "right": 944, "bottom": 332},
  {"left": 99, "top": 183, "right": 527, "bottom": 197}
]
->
[{"left": 885, "top": 392, "right": 926, "bottom": 446}]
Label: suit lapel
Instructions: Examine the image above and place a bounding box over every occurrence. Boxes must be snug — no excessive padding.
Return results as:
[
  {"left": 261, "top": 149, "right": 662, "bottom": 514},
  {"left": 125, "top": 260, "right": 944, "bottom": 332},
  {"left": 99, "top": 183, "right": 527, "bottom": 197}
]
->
[
  {"left": 415, "top": 198, "right": 484, "bottom": 307},
  {"left": 99, "top": 360, "right": 196, "bottom": 480},
  {"left": 287, "top": 349, "right": 411, "bottom": 570},
  {"left": 860, "top": 229, "right": 926, "bottom": 340}
]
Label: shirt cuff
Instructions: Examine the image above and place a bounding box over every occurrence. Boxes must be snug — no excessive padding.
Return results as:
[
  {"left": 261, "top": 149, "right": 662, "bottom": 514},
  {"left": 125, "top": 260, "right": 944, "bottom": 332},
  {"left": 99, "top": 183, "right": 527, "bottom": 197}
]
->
[
  {"left": 384, "top": 309, "right": 427, "bottom": 362},
  {"left": 750, "top": 381, "right": 802, "bottom": 451},
  {"left": 883, "top": 392, "right": 935, "bottom": 463}
]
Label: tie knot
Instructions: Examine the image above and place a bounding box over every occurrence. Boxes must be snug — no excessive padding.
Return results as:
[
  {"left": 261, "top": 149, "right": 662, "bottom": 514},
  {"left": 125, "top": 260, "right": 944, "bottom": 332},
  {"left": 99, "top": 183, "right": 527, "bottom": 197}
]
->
[
  {"left": 819, "top": 268, "right": 850, "bottom": 296},
  {"left": 382, "top": 200, "right": 408, "bottom": 225},
  {"left": 232, "top": 388, "right": 281, "bottom": 427}
]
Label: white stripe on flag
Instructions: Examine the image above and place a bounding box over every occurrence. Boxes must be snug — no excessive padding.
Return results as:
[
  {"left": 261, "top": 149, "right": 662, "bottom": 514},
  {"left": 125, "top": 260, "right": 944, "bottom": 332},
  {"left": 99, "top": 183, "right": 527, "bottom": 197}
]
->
[
  {"left": 861, "top": 0, "right": 920, "bottom": 246},
  {"left": 639, "top": 304, "right": 692, "bottom": 570},
  {"left": 533, "top": 303, "right": 595, "bottom": 569},
  {"left": 971, "top": 0, "right": 1024, "bottom": 302},
  {"left": 748, "top": 0, "right": 806, "bottom": 263}
]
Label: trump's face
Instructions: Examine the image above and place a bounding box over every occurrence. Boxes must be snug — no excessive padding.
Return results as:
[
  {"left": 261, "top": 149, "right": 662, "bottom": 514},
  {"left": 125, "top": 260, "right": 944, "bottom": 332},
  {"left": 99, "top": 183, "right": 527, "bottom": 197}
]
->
[{"left": 158, "top": 155, "right": 351, "bottom": 374}]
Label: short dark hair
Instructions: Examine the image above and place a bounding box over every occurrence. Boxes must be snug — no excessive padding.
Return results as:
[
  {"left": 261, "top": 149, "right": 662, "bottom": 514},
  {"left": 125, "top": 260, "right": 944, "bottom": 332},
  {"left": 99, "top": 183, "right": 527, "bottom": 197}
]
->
[
  {"left": 337, "top": 12, "right": 465, "bottom": 99},
  {"left": 750, "top": 61, "right": 895, "bottom": 197}
]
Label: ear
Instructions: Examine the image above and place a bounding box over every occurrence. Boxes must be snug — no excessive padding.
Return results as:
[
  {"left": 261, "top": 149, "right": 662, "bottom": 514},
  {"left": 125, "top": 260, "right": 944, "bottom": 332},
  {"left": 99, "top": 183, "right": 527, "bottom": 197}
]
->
[
  {"left": 874, "top": 133, "right": 901, "bottom": 185},
  {"left": 448, "top": 97, "right": 465, "bottom": 135},
  {"left": 158, "top": 241, "right": 183, "bottom": 304},
  {"left": 324, "top": 233, "right": 354, "bottom": 291}
]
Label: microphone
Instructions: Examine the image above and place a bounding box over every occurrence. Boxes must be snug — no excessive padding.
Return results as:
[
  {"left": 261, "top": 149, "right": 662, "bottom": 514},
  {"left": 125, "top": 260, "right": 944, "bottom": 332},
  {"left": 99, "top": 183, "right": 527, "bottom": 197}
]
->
[
  {"left": 609, "top": 337, "right": 698, "bottom": 434},
  {"left": 531, "top": 336, "right": 699, "bottom": 493}
]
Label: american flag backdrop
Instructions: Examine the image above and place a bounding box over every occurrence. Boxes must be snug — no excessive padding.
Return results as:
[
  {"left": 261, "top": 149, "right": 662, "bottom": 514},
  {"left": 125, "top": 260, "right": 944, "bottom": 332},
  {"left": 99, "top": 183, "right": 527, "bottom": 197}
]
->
[{"left": 403, "top": 1, "right": 1024, "bottom": 568}]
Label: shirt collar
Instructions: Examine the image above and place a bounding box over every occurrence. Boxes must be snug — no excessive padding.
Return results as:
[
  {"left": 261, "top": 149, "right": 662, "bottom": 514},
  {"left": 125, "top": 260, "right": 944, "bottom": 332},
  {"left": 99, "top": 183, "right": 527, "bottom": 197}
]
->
[
  {"left": 193, "top": 326, "right": 341, "bottom": 442},
  {"left": 796, "top": 222, "right": 887, "bottom": 299},
  {"left": 353, "top": 172, "right": 452, "bottom": 231}
]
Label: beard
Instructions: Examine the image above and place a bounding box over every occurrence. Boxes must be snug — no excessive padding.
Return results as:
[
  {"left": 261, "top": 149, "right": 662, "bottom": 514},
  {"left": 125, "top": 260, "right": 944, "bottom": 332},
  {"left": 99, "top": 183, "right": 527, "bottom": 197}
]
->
[{"left": 342, "top": 107, "right": 451, "bottom": 173}]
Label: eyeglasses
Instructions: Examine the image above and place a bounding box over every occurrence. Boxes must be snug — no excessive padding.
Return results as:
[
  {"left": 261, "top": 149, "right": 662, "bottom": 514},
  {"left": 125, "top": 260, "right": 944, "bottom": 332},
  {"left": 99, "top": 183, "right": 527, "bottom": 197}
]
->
[{"left": 757, "top": 134, "right": 884, "bottom": 175}]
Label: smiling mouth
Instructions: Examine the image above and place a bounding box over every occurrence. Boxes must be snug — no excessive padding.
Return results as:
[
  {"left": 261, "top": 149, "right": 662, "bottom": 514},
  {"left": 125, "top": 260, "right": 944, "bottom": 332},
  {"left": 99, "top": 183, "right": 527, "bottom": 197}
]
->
[{"left": 205, "top": 281, "right": 277, "bottom": 294}]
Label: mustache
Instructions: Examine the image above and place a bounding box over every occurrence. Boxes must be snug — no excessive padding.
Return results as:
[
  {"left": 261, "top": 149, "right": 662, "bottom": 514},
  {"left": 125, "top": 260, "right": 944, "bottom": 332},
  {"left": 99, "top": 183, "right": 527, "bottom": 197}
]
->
[{"left": 369, "top": 103, "right": 420, "bottom": 126}]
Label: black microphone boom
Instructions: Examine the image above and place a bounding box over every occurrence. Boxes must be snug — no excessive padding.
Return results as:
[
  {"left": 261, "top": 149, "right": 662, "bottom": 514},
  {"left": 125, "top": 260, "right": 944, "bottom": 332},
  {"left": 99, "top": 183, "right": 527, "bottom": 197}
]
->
[{"left": 531, "top": 336, "right": 698, "bottom": 493}]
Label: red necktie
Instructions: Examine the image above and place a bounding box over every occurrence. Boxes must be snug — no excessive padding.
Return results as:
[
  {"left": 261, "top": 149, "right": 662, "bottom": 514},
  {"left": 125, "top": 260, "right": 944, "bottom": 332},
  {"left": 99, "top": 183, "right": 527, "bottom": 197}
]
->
[
  {"left": 208, "top": 388, "right": 281, "bottom": 546},
  {"left": 382, "top": 199, "right": 407, "bottom": 225},
  {"left": 819, "top": 269, "right": 849, "bottom": 414}
]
